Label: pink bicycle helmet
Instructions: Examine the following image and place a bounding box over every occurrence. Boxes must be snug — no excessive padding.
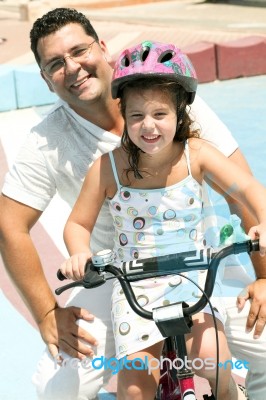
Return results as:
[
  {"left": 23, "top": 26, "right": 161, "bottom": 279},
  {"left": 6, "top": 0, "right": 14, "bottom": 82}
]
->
[{"left": 111, "top": 40, "right": 198, "bottom": 104}]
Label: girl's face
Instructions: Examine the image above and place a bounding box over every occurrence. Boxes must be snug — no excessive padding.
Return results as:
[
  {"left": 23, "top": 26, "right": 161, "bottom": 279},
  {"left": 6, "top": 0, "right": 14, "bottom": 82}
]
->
[{"left": 125, "top": 88, "right": 177, "bottom": 155}]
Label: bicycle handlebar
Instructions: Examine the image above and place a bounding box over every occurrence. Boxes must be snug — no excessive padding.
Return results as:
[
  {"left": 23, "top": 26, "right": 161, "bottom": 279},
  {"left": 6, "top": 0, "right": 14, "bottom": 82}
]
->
[{"left": 55, "top": 239, "right": 259, "bottom": 321}]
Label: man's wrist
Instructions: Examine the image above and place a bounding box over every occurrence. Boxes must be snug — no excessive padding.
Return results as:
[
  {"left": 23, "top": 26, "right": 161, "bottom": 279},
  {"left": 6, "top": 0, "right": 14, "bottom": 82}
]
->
[{"left": 37, "top": 302, "right": 59, "bottom": 325}]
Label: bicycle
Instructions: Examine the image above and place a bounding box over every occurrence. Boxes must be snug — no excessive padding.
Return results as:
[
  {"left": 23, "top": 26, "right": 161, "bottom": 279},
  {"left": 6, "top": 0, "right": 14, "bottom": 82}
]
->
[{"left": 56, "top": 238, "right": 259, "bottom": 399}]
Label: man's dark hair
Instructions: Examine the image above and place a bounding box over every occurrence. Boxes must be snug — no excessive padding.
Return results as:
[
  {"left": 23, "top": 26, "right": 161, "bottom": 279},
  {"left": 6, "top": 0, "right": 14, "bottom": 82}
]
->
[{"left": 30, "top": 8, "right": 99, "bottom": 66}]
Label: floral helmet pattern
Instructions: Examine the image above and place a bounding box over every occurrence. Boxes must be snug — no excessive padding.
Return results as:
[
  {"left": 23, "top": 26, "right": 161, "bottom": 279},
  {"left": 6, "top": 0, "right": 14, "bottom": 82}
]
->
[{"left": 111, "top": 40, "right": 198, "bottom": 104}]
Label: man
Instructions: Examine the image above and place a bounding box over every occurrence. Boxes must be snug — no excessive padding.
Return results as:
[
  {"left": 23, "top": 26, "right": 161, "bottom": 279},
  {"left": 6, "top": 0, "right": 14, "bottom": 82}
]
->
[{"left": 0, "top": 8, "right": 265, "bottom": 400}]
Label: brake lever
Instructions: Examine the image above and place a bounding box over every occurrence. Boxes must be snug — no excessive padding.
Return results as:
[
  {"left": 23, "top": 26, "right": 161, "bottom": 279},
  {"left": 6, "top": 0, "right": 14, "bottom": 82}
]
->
[
  {"left": 82, "top": 265, "right": 106, "bottom": 288},
  {"left": 55, "top": 280, "right": 83, "bottom": 295},
  {"left": 55, "top": 261, "right": 106, "bottom": 295}
]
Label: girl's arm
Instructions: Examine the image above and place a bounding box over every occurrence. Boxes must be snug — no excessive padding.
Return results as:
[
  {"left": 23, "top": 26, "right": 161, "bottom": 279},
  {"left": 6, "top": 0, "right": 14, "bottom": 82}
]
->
[
  {"left": 61, "top": 154, "right": 112, "bottom": 279},
  {"left": 194, "top": 139, "right": 266, "bottom": 254}
]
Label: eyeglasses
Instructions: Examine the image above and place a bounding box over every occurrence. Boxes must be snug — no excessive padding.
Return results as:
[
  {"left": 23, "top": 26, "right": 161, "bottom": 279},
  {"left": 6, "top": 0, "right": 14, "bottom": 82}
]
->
[{"left": 42, "top": 40, "right": 96, "bottom": 77}]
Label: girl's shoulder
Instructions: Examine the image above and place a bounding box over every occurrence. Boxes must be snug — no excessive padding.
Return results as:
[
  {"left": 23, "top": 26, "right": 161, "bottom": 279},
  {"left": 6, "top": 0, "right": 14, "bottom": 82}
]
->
[
  {"left": 86, "top": 152, "right": 116, "bottom": 185},
  {"left": 187, "top": 137, "right": 228, "bottom": 174},
  {"left": 88, "top": 152, "right": 111, "bottom": 173},
  {"left": 187, "top": 137, "right": 221, "bottom": 177},
  {"left": 187, "top": 137, "right": 218, "bottom": 155},
  {"left": 92, "top": 149, "right": 123, "bottom": 168},
  {"left": 187, "top": 137, "right": 206, "bottom": 157},
  {"left": 86, "top": 152, "right": 118, "bottom": 198},
  {"left": 188, "top": 136, "right": 207, "bottom": 147},
  {"left": 98, "top": 149, "right": 124, "bottom": 178}
]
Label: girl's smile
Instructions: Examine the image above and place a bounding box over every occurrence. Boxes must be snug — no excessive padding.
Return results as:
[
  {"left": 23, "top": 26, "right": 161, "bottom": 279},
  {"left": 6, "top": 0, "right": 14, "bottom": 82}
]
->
[{"left": 141, "top": 135, "right": 161, "bottom": 143}]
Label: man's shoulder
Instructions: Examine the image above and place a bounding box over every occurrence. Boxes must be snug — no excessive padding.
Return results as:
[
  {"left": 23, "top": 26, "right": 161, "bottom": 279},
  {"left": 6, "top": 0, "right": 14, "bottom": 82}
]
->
[
  {"left": 32, "top": 101, "right": 77, "bottom": 144},
  {"left": 35, "top": 100, "right": 68, "bottom": 131}
]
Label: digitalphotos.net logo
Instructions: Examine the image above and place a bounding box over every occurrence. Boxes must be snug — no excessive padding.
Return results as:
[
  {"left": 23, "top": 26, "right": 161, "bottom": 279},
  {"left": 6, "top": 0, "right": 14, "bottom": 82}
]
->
[{"left": 54, "top": 354, "right": 249, "bottom": 375}]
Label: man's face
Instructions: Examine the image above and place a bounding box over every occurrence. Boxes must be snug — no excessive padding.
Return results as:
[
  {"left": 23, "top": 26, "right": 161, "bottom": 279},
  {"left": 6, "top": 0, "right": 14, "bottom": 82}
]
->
[{"left": 38, "top": 23, "right": 113, "bottom": 111}]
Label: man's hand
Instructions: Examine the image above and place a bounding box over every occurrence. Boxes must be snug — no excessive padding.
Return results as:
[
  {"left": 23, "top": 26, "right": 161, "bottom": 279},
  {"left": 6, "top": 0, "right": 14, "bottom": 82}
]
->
[
  {"left": 237, "top": 278, "right": 266, "bottom": 338},
  {"left": 39, "top": 306, "right": 98, "bottom": 360}
]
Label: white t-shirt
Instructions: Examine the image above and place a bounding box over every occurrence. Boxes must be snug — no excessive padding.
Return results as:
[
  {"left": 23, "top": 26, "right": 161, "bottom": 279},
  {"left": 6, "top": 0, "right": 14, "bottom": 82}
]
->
[{"left": 2, "top": 95, "right": 238, "bottom": 252}]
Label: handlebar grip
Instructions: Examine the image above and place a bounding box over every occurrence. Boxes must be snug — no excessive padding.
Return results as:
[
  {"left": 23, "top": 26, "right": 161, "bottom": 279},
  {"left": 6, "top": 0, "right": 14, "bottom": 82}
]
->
[
  {"left": 250, "top": 239, "right": 260, "bottom": 252},
  {"left": 56, "top": 260, "right": 92, "bottom": 282},
  {"left": 57, "top": 269, "right": 67, "bottom": 281}
]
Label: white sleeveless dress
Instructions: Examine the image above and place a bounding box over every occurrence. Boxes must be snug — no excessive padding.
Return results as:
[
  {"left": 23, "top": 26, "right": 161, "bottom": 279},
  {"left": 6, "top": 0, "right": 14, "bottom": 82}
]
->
[{"left": 108, "top": 141, "right": 225, "bottom": 359}]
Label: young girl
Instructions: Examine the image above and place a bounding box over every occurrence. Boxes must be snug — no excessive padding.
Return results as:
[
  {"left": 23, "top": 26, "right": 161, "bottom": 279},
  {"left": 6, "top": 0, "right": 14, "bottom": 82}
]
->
[{"left": 61, "top": 41, "right": 266, "bottom": 399}]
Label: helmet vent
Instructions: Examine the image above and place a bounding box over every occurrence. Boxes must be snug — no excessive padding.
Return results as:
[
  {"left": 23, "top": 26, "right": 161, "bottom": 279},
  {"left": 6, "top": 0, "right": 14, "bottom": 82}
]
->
[
  {"left": 121, "top": 55, "right": 130, "bottom": 67},
  {"left": 141, "top": 46, "right": 151, "bottom": 62},
  {"left": 158, "top": 50, "right": 174, "bottom": 64}
]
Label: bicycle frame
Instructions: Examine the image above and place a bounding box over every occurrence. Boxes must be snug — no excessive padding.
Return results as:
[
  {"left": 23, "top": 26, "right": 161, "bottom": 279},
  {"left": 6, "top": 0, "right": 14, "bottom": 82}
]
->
[
  {"left": 157, "top": 336, "right": 197, "bottom": 400},
  {"left": 56, "top": 239, "right": 259, "bottom": 400}
]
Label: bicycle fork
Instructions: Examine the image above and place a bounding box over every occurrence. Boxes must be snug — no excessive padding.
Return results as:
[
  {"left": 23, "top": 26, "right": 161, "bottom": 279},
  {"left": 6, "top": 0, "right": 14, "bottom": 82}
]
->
[
  {"left": 174, "top": 335, "right": 196, "bottom": 400},
  {"left": 158, "top": 336, "right": 196, "bottom": 400}
]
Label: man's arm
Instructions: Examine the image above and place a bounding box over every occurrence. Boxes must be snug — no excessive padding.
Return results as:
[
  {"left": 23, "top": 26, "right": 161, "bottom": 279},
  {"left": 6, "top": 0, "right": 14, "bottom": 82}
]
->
[
  {"left": 0, "top": 194, "right": 98, "bottom": 358},
  {"left": 225, "top": 149, "right": 266, "bottom": 337},
  {"left": 191, "top": 95, "right": 266, "bottom": 335}
]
